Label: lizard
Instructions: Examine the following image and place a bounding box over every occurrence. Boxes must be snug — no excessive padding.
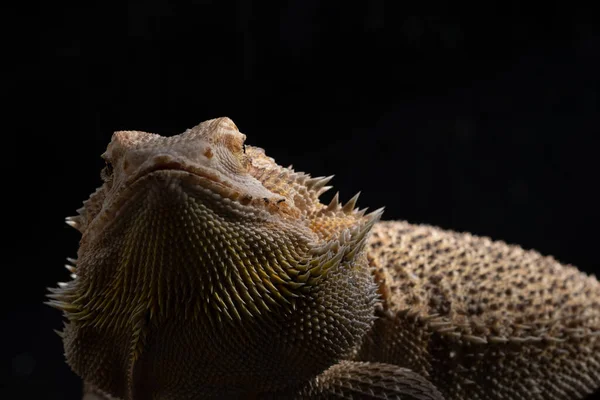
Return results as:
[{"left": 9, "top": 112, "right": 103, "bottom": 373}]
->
[{"left": 49, "top": 117, "right": 600, "bottom": 399}]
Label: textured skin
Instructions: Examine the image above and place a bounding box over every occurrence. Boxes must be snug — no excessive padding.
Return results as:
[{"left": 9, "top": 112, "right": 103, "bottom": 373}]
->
[
  {"left": 361, "top": 222, "right": 600, "bottom": 399},
  {"left": 49, "top": 117, "right": 600, "bottom": 399}
]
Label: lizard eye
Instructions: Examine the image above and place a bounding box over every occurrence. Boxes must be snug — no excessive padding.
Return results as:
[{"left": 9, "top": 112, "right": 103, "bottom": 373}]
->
[{"left": 101, "top": 159, "right": 114, "bottom": 181}]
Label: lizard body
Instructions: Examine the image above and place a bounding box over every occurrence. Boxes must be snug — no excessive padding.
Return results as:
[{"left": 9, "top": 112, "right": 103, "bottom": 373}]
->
[{"left": 50, "top": 117, "right": 600, "bottom": 399}]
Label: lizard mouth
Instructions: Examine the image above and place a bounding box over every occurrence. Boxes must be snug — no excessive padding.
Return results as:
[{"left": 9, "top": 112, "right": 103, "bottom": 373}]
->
[
  {"left": 126, "top": 160, "right": 277, "bottom": 211},
  {"left": 130, "top": 163, "right": 242, "bottom": 202},
  {"left": 131, "top": 160, "right": 224, "bottom": 187}
]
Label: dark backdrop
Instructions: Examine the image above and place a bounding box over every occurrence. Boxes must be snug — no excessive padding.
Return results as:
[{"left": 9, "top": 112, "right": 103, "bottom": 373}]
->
[{"left": 4, "top": 2, "right": 599, "bottom": 399}]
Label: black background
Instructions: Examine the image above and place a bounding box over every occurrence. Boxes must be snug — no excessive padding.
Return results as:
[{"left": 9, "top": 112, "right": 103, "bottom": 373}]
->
[{"left": 4, "top": 1, "right": 600, "bottom": 399}]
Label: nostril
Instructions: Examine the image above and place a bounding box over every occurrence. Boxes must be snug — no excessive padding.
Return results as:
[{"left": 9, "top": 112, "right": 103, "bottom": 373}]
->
[{"left": 204, "top": 147, "right": 214, "bottom": 159}]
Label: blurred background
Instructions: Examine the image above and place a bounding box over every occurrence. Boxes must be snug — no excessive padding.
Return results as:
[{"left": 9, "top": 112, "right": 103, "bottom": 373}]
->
[{"left": 3, "top": 1, "right": 599, "bottom": 399}]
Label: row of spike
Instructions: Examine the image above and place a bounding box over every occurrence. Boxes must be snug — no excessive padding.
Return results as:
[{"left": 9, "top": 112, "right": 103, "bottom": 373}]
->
[
  {"left": 64, "top": 194, "right": 94, "bottom": 233},
  {"left": 45, "top": 257, "right": 78, "bottom": 315},
  {"left": 296, "top": 171, "right": 367, "bottom": 215},
  {"left": 302, "top": 174, "right": 334, "bottom": 195},
  {"left": 301, "top": 207, "right": 384, "bottom": 286},
  {"left": 324, "top": 191, "right": 366, "bottom": 215},
  {"left": 310, "top": 205, "right": 384, "bottom": 255},
  {"left": 49, "top": 217, "right": 83, "bottom": 318}
]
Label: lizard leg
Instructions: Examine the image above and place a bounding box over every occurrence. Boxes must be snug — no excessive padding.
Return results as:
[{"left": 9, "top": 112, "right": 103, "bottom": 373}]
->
[{"left": 297, "top": 360, "right": 445, "bottom": 399}]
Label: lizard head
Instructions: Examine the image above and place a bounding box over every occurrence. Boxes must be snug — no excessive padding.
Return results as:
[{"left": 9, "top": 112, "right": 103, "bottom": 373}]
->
[{"left": 52, "top": 117, "right": 382, "bottom": 397}]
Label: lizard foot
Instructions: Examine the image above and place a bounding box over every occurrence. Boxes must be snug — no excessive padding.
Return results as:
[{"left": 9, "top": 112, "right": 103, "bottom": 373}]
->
[{"left": 296, "top": 361, "right": 445, "bottom": 399}]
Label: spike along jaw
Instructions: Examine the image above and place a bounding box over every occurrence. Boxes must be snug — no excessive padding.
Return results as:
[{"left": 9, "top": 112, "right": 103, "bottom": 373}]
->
[{"left": 50, "top": 117, "right": 383, "bottom": 397}]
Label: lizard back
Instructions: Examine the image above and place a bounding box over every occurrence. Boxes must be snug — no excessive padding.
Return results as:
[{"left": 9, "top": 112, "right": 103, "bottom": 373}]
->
[{"left": 361, "top": 221, "right": 600, "bottom": 399}]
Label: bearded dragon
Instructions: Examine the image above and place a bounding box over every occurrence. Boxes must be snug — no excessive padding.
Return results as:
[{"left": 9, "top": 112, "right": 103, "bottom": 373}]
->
[{"left": 49, "top": 117, "right": 600, "bottom": 399}]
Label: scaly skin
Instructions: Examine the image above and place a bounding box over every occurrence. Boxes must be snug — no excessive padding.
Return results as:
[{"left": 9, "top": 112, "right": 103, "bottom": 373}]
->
[{"left": 49, "top": 117, "right": 600, "bottom": 399}]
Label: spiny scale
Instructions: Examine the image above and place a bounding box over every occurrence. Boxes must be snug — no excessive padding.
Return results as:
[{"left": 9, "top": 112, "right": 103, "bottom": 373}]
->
[
  {"left": 342, "top": 192, "right": 361, "bottom": 214},
  {"left": 327, "top": 192, "right": 340, "bottom": 211},
  {"left": 65, "top": 216, "right": 80, "bottom": 230},
  {"left": 306, "top": 175, "right": 334, "bottom": 191}
]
